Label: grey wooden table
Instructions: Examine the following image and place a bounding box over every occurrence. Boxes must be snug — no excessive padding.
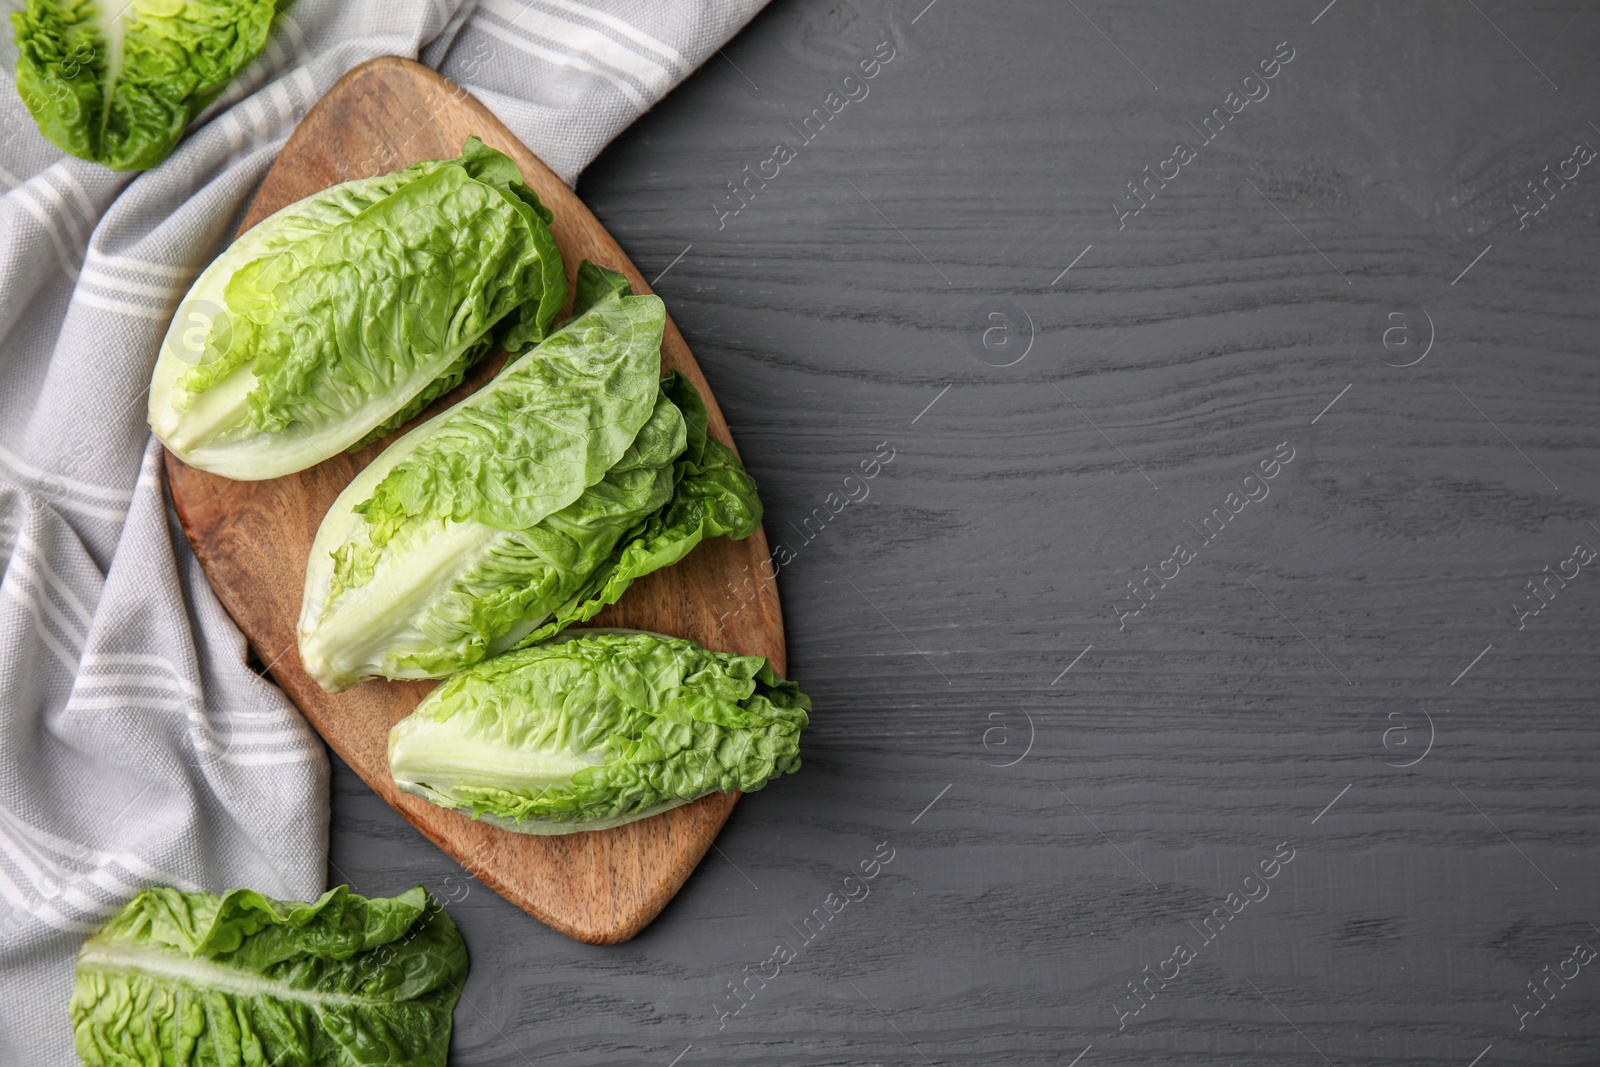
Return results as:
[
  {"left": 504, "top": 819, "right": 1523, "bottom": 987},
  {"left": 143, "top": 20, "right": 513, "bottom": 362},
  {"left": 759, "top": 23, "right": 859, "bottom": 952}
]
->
[{"left": 329, "top": 2, "right": 1600, "bottom": 1063}]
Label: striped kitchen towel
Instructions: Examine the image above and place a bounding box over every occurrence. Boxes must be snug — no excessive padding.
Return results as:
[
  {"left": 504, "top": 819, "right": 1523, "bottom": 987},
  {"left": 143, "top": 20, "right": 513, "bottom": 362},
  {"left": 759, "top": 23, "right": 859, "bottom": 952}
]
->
[{"left": 0, "top": 1, "right": 765, "bottom": 1060}]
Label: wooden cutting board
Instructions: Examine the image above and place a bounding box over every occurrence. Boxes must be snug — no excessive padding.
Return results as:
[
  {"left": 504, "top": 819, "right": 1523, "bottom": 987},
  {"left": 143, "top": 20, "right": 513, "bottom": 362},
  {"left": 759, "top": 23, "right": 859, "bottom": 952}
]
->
[{"left": 164, "top": 57, "right": 785, "bottom": 945}]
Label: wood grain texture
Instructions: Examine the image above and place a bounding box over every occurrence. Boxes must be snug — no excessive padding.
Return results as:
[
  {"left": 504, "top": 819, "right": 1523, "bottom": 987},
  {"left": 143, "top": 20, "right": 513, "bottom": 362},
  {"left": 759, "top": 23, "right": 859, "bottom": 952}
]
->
[
  {"left": 320, "top": 2, "right": 1600, "bottom": 1065},
  {"left": 165, "top": 57, "right": 786, "bottom": 946}
]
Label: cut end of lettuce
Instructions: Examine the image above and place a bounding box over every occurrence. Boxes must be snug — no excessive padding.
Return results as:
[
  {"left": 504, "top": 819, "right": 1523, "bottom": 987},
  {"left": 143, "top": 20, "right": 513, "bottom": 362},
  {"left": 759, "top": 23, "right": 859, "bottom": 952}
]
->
[
  {"left": 148, "top": 137, "right": 566, "bottom": 480},
  {"left": 386, "top": 629, "right": 809, "bottom": 834}
]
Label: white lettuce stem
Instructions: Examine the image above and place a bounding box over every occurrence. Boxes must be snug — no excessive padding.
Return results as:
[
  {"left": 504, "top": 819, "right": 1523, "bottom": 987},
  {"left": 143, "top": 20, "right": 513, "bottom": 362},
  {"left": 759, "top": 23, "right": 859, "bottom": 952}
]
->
[
  {"left": 298, "top": 518, "right": 499, "bottom": 689},
  {"left": 91, "top": 0, "right": 128, "bottom": 131},
  {"left": 388, "top": 717, "right": 600, "bottom": 794}
]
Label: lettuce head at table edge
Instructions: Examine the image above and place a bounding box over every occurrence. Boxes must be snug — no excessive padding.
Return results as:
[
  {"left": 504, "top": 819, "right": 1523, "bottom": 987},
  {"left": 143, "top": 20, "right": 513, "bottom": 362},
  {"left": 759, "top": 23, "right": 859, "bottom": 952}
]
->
[
  {"left": 11, "top": 0, "right": 279, "bottom": 170},
  {"left": 72, "top": 884, "right": 467, "bottom": 1067}
]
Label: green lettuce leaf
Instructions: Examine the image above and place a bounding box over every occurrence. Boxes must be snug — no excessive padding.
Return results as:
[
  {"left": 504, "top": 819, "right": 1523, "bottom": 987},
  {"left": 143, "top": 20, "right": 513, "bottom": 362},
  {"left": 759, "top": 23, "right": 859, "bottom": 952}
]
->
[
  {"left": 353, "top": 286, "right": 665, "bottom": 537},
  {"left": 567, "top": 259, "right": 633, "bottom": 321},
  {"left": 148, "top": 137, "right": 565, "bottom": 480},
  {"left": 72, "top": 884, "right": 468, "bottom": 1067},
  {"left": 297, "top": 266, "right": 764, "bottom": 692},
  {"left": 387, "top": 630, "right": 809, "bottom": 833},
  {"left": 11, "top": 0, "right": 277, "bottom": 170},
  {"left": 516, "top": 372, "right": 762, "bottom": 646}
]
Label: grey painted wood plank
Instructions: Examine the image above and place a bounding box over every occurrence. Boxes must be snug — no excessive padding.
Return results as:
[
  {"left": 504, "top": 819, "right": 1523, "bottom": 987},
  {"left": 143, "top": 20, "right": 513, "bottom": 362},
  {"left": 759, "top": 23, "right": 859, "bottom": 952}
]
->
[{"left": 329, "top": 1, "right": 1600, "bottom": 1063}]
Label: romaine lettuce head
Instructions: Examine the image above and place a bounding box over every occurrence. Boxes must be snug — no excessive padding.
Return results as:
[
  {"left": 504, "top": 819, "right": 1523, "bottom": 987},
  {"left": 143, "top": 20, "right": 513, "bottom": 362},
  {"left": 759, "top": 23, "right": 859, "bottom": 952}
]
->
[
  {"left": 72, "top": 884, "right": 467, "bottom": 1067},
  {"left": 148, "top": 137, "right": 566, "bottom": 480},
  {"left": 11, "top": 0, "right": 277, "bottom": 170},
  {"left": 297, "top": 265, "right": 763, "bottom": 691},
  {"left": 388, "top": 629, "right": 809, "bottom": 834}
]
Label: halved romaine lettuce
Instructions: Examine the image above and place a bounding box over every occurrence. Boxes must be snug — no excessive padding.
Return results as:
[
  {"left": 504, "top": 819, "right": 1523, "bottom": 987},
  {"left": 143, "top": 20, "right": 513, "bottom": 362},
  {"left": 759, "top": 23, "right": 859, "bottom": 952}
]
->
[
  {"left": 11, "top": 0, "right": 277, "bottom": 170},
  {"left": 297, "top": 263, "right": 763, "bottom": 691},
  {"left": 388, "top": 629, "right": 808, "bottom": 834},
  {"left": 72, "top": 884, "right": 467, "bottom": 1067},
  {"left": 149, "top": 137, "right": 566, "bottom": 480}
]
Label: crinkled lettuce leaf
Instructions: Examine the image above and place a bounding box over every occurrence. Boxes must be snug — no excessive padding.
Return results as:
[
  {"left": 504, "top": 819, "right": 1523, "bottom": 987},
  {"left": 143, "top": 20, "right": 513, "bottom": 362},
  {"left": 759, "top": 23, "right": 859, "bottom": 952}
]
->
[
  {"left": 518, "top": 371, "right": 761, "bottom": 645},
  {"left": 297, "top": 266, "right": 763, "bottom": 692},
  {"left": 351, "top": 281, "right": 663, "bottom": 538},
  {"left": 568, "top": 258, "right": 634, "bottom": 320},
  {"left": 72, "top": 884, "right": 467, "bottom": 1067},
  {"left": 388, "top": 630, "right": 808, "bottom": 833},
  {"left": 148, "top": 137, "right": 565, "bottom": 480},
  {"left": 11, "top": 0, "right": 277, "bottom": 170}
]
